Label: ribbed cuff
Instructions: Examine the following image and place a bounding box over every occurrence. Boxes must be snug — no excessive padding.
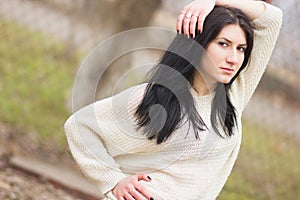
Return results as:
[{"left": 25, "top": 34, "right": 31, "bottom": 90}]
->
[
  {"left": 99, "top": 172, "right": 127, "bottom": 197},
  {"left": 103, "top": 190, "right": 118, "bottom": 200}
]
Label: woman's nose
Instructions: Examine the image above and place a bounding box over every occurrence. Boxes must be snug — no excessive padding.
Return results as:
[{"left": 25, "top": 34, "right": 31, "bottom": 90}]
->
[{"left": 226, "top": 50, "right": 238, "bottom": 65}]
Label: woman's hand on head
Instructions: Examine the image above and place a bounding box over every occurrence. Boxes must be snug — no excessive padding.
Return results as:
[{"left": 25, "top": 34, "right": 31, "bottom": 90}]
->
[
  {"left": 177, "top": 0, "right": 216, "bottom": 38},
  {"left": 112, "top": 174, "right": 153, "bottom": 200}
]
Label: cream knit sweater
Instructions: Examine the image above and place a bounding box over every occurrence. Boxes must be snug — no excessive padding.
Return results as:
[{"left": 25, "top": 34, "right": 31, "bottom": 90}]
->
[{"left": 65, "top": 3, "right": 282, "bottom": 200}]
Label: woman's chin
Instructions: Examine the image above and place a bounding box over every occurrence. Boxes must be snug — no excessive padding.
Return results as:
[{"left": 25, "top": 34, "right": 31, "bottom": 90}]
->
[{"left": 218, "top": 79, "right": 231, "bottom": 84}]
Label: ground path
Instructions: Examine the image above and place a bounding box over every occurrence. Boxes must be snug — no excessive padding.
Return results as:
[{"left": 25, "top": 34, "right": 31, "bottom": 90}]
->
[{"left": 0, "top": 165, "right": 91, "bottom": 200}]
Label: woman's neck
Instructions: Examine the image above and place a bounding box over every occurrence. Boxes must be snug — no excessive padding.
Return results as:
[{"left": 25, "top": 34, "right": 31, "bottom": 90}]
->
[{"left": 192, "top": 72, "right": 216, "bottom": 96}]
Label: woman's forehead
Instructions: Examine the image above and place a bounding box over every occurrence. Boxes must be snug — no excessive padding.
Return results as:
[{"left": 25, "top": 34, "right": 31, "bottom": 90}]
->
[{"left": 216, "top": 24, "right": 247, "bottom": 44}]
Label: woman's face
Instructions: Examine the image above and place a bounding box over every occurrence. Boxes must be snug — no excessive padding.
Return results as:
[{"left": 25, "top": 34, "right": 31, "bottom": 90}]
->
[{"left": 200, "top": 24, "right": 247, "bottom": 85}]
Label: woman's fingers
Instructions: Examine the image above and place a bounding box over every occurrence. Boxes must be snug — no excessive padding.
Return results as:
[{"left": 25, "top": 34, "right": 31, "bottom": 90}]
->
[
  {"left": 176, "top": 12, "right": 186, "bottom": 34},
  {"left": 177, "top": 8, "right": 194, "bottom": 37},
  {"left": 197, "top": 11, "right": 207, "bottom": 33},
  {"left": 129, "top": 188, "right": 148, "bottom": 200},
  {"left": 113, "top": 174, "right": 153, "bottom": 200},
  {"left": 176, "top": 0, "right": 216, "bottom": 37},
  {"left": 177, "top": 9, "right": 206, "bottom": 38},
  {"left": 136, "top": 174, "right": 152, "bottom": 182},
  {"left": 116, "top": 185, "right": 148, "bottom": 200},
  {"left": 182, "top": 11, "right": 203, "bottom": 38},
  {"left": 190, "top": 15, "right": 199, "bottom": 38},
  {"left": 135, "top": 183, "right": 153, "bottom": 199},
  {"left": 132, "top": 174, "right": 153, "bottom": 199},
  {"left": 124, "top": 192, "right": 136, "bottom": 200},
  {"left": 183, "top": 12, "right": 192, "bottom": 37}
]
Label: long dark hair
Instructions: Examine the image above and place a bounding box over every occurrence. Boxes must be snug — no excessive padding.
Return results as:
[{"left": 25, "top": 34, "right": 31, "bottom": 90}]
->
[{"left": 135, "top": 6, "right": 254, "bottom": 144}]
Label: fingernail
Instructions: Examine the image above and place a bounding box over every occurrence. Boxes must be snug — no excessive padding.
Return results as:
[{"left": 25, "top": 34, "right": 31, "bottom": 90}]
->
[
  {"left": 150, "top": 197, "right": 154, "bottom": 200},
  {"left": 147, "top": 176, "right": 152, "bottom": 180}
]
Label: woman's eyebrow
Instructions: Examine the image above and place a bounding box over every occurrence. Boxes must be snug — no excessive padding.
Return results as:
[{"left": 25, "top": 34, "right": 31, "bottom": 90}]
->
[{"left": 216, "top": 37, "right": 247, "bottom": 46}]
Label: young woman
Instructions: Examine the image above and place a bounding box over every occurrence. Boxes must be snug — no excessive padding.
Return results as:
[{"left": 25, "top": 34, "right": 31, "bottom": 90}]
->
[{"left": 64, "top": 0, "right": 282, "bottom": 199}]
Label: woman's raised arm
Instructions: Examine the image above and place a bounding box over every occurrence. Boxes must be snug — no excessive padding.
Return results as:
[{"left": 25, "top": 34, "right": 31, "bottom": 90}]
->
[{"left": 177, "top": 0, "right": 268, "bottom": 38}]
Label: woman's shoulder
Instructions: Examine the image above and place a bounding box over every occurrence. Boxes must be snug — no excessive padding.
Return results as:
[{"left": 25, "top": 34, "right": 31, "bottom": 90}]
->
[
  {"left": 112, "top": 82, "right": 149, "bottom": 101},
  {"left": 95, "top": 82, "right": 149, "bottom": 111}
]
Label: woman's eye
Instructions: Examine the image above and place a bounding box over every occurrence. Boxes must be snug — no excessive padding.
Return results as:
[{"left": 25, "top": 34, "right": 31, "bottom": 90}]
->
[
  {"left": 218, "top": 42, "right": 228, "bottom": 47},
  {"left": 237, "top": 47, "right": 246, "bottom": 52}
]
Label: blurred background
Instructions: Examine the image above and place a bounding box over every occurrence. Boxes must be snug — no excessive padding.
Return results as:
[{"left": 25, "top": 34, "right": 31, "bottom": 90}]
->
[{"left": 0, "top": 0, "right": 299, "bottom": 199}]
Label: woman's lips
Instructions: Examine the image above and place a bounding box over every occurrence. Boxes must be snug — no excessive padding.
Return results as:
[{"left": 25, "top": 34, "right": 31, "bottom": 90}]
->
[{"left": 220, "top": 67, "right": 234, "bottom": 74}]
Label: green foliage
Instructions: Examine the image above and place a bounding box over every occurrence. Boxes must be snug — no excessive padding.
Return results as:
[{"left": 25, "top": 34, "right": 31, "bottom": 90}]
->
[
  {"left": 0, "top": 18, "right": 80, "bottom": 148},
  {"left": 219, "top": 120, "right": 300, "bottom": 199}
]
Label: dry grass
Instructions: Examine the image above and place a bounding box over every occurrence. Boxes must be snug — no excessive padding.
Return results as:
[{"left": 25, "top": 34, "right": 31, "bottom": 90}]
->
[{"left": 219, "top": 120, "right": 300, "bottom": 200}]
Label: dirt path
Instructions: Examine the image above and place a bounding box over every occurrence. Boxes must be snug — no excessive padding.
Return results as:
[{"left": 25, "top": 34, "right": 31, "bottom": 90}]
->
[
  {"left": 0, "top": 167, "right": 82, "bottom": 200},
  {"left": 0, "top": 124, "right": 99, "bottom": 199}
]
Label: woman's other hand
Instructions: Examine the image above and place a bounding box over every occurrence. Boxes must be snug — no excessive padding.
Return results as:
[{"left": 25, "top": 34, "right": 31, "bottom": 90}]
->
[
  {"left": 112, "top": 174, "right": 153, "bottom": 200},
  {"left": 176, "top": 0, "right": 216, "bottom": 38}
]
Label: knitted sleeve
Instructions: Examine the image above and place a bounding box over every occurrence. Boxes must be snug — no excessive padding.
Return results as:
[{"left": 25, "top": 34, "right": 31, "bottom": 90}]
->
[
  {"left": 230, "top": 3, "right": 283, "bottom": 111},
  {"left": 64, "top": 84, "right": 147, "bottom": 197}
]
